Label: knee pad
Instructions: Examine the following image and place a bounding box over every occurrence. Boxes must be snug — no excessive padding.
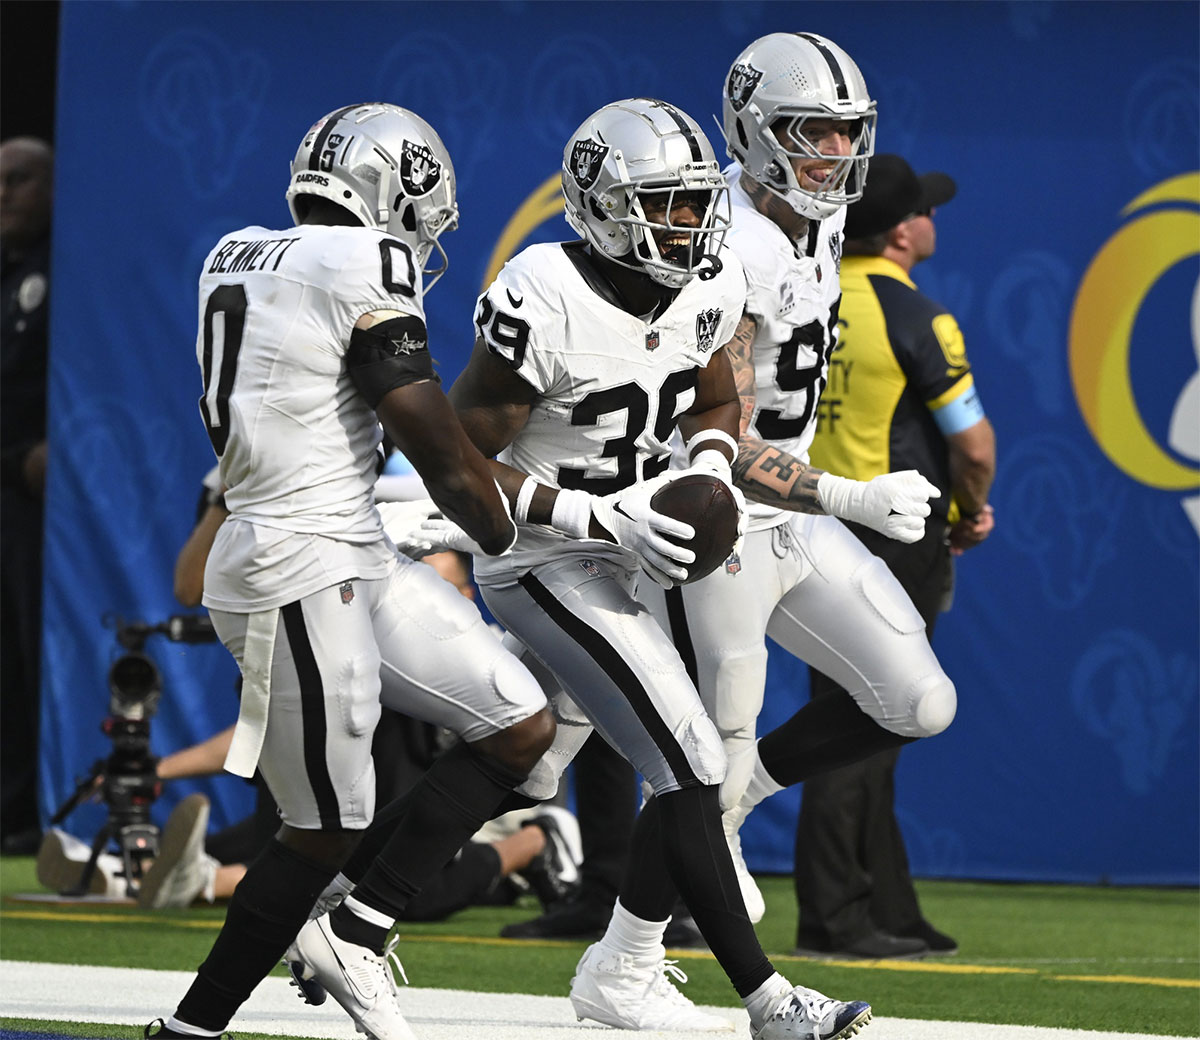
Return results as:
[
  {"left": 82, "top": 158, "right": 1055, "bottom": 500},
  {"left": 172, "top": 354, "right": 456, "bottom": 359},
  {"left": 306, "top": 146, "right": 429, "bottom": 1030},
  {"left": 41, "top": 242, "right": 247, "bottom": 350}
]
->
[
  {"left": 491, "top": 648, "right": 549, "bottom": 716},
  {"left": 677, "top": 710, "right": 728, "bottom": 789},
  {"left": 907, "top": 670, "right": 957, "bottom": 737},
  {"left": 709, "top": 651, "right": 768, "bottom": 740},
  {"left": 515, "top": 712, "right": 594, "bottom": 802}
]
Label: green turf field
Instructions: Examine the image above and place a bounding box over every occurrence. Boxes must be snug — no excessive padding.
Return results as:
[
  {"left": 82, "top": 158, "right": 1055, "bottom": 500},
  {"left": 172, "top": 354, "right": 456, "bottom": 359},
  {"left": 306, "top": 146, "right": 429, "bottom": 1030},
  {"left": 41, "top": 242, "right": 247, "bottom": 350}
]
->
[{"left": 1, "top": 856, "right": 1197, "bottom": 1038}]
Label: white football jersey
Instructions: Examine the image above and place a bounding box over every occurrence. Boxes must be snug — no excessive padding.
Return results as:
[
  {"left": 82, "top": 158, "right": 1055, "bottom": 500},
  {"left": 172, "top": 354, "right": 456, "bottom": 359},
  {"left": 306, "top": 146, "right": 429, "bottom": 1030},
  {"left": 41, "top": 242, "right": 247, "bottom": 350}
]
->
[
  {"left": 473, "top": 242, "right": 745, "bottom": 578},
  {"left": 724, "top": 163, "right": 845, "bottom": 530},
  {"left": 196, "top": 223, "right": 425, "bottom": 610}
]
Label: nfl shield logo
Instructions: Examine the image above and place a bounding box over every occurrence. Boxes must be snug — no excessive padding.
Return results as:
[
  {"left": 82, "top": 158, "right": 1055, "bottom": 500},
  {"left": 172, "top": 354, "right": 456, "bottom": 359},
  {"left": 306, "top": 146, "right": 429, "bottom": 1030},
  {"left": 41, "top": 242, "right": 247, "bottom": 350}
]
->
[
  {"left": 725, "top": 551, "right": 742, "bottom": 576},
  {"left": 580, "top": 559, "right": 601, "bottom": 577},
  {"left": 696, "top": 308, "right": 722, "bottom": 352},
  {"left": 340, "top": 581, "right": 355, "bottom": 605},
  {"left": 646, "top": 329, "right": 660, "bottom": 351}
]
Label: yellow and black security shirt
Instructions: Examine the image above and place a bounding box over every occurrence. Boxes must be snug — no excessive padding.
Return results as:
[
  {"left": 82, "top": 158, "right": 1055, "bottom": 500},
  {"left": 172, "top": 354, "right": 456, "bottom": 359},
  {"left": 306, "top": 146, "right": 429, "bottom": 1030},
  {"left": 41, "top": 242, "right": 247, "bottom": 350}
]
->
[{"left": 810, "top": 255, "right": 984, "bottom": 524}]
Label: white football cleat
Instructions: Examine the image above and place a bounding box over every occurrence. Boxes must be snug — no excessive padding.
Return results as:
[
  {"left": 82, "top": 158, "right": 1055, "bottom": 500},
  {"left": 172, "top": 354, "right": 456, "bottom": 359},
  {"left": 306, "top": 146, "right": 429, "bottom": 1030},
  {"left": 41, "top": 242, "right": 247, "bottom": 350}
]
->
[
  {"left": 723, "top": 809, "right": 765, "bottom": 923},
  {"left": 570, "top": 941, "right": 734, "bottom": 1032},
  {"left": 285, "top": 914, "right": 415, "bottom": 1040},
  {"left": 751, "top": 984, "right": 872, "bottom": 1040}
]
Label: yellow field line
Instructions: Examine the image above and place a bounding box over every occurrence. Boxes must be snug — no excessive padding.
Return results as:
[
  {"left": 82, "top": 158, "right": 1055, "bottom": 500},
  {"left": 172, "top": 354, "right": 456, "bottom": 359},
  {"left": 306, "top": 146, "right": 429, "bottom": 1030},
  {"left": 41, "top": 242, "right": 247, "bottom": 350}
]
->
[{"left": 5, "top": 907, "right": 1197, "bottom": 990}]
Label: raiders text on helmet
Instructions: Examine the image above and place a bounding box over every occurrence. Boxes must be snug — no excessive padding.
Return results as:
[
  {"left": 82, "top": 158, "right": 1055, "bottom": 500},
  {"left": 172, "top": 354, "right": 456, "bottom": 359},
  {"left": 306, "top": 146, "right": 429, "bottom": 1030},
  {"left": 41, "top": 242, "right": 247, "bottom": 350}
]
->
[
  {"left": 562, "top": 98, "right": 731, "bottom": 289},
  {"left": 722, "top": 33, "right": 877, "bottom": 220},
  {"left": 286, "top": 103, "right": 459, "bottom": 290}
]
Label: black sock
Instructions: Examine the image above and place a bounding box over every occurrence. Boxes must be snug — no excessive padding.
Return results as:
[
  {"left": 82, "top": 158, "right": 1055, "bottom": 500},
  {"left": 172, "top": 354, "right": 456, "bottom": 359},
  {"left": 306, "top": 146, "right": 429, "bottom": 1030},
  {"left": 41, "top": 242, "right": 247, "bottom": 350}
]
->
[
  {"left": 757, "top": 690, "right": 914, "bottom": 787},
  {"left": 174, "top": 839, "right": 338, "bottom": 1031},
  {"left": 330, "top": 897, "right": 389, "bottom": 955},
  {"left": 350, "top": 741, "right": 527, "bottom": 920},
  {"left": 656, "top": 784, "right": 774, "bottom": 997}
]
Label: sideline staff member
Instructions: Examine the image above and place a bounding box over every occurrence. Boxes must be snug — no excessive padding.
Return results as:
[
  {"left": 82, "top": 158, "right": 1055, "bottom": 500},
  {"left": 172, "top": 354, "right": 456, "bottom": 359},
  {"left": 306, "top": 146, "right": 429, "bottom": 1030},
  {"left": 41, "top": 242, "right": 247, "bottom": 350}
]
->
[{"left": 796, "top": 154, "right": 996, "bottom": 959}]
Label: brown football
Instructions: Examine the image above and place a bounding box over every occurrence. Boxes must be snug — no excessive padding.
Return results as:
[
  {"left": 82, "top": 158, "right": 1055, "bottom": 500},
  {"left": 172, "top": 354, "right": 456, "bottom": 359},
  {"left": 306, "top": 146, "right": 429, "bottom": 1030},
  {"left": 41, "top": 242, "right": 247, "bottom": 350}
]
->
[{"left": 650, "top": 473, "right": 740, "bottom": 584}]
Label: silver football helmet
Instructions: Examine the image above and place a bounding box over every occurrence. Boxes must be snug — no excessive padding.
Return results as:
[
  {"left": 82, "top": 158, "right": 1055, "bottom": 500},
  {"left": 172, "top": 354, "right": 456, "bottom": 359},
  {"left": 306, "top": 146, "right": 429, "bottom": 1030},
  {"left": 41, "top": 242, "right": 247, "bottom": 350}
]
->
[
  {"left": 286, "top": 103, "right": 458, "bottom": 290},
  {"left": 562, "top": 98, "right": 730, "bottom": 289},
  {"left": 722, "top": 33, "right": 876, "bottom": 220}
]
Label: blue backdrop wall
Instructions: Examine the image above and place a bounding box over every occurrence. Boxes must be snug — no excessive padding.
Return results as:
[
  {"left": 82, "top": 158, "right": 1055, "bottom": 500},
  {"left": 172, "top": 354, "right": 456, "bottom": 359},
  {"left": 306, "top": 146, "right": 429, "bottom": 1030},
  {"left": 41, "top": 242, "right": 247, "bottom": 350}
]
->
[{"left": 42, "top": 1, "right": 1198, "bottom": 886}]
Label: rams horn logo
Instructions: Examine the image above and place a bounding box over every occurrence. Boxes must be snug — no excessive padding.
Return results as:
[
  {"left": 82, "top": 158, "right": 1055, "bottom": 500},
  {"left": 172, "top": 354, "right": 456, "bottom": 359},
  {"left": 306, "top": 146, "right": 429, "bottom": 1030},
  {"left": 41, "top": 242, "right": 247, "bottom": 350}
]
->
[
  {"left": 569, "top": 139, "right": 609, "bottom": 190},
  {"left": 696, "top": 308, "right": 722, "bottom": 352},
  {"left": 400, "top": 140, "right": 442, "bottom": 198},
  {"left": 727, "top": 63, "right": 763, "bottom": 112}
]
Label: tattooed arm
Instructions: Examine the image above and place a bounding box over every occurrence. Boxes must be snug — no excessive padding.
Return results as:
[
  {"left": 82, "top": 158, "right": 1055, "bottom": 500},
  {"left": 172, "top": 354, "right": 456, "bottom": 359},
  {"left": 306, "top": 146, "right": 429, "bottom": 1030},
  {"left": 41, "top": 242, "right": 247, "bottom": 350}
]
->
[
  {"left": 724, "top": 311, "right": 828, "bottom": 514},
  {"left": 725, "top": 311, "right": 940, "bottom": 543}
]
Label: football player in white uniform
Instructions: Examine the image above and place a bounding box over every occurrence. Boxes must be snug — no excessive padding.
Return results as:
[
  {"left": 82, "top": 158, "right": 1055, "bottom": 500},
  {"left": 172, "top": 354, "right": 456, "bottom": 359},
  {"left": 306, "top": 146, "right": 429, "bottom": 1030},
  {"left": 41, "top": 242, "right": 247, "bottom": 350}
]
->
[
  {"left": 148, "top": 104, "right": 554, "bottom": 1040},
  {"left": 428, "top": 98, "right": 871, "bottom": 1040},
  {"left": 579, "top": 32, "right": 959, "bottom": 1009}
]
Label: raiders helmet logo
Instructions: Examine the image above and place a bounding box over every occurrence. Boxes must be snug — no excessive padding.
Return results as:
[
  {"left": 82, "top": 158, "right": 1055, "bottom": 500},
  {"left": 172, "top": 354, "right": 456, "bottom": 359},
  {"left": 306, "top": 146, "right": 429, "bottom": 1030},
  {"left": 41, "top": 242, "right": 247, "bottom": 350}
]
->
[
  {"left": 569, "top": 139, "right": 609, "bottom": 190},
  {"left": 696, "top": 308, "right": 723, "bottom": 352},
  {"left": 400, "top": 140, "right": 442, "bottom": 198},
  {"left": 727, "top": 63, "right": 763, "bottom": 112}
]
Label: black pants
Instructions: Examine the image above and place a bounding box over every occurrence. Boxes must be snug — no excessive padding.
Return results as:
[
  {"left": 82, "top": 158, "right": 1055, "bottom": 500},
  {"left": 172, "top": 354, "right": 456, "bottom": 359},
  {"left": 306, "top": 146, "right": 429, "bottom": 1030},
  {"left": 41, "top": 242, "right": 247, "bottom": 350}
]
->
[
  {"left": 572, "top": 727, "right": 638, "bottom": 904},
  {"left": 795, "top": 519, "right": 950, "bottom": 947},
  {"left": 1, "top": 488, "right": 43, "bottom": 840}
]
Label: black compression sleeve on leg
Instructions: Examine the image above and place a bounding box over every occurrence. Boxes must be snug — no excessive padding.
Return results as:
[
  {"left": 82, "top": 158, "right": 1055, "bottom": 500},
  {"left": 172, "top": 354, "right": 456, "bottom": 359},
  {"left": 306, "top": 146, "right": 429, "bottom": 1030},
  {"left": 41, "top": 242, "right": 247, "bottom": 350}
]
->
[
  {"left": 657, "top": 784, "right": 774, "bottom": 998},
  {"left": 350, "top": 740, "right": 527, "bottom": 919},
  {"left": 175, "top": 840, "right": 339, "bottom": 1031},
  {"left": 616, "top": 796, "right": 678, "bottom": 921},
  {"left": 757, "top": 687, "right": 915, "bottom": 787},
  {"left": 340, "top": 780, "right": 541, "bottom": 887}
]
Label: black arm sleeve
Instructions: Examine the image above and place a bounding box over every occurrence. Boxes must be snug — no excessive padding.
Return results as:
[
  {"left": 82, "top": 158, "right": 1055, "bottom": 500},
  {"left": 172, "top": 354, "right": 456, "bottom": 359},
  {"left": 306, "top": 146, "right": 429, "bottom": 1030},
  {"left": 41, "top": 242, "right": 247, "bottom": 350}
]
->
[{"left": 347, "top": 315, "right": 439, "bottom": 408}]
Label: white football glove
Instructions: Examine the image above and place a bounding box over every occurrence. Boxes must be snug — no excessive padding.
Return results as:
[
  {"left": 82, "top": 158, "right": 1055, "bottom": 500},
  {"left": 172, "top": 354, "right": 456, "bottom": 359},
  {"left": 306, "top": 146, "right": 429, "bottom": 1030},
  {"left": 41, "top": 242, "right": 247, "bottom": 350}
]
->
[
  {"left": 416, "top": 516, "right": 488, "bottom": 557},
  {"left": 551, "top": 476, "right": 695, "bottom": 587},
  {"left": 672, "top": 447, "right": 749, "bottom": 555},
  {"left": 817, "top": 470, "right": 940, "bottom": 544},
  {"left": 378, "top": 499, "right": 440, "bottom": 559}
]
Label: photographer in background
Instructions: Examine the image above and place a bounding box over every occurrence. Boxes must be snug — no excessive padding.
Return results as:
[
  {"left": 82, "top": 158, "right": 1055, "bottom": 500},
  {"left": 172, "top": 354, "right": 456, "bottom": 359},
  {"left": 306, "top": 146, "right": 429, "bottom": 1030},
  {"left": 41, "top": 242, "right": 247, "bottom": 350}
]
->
[{"left": 1, "top": 137, "right": 54, "bottom": 855}]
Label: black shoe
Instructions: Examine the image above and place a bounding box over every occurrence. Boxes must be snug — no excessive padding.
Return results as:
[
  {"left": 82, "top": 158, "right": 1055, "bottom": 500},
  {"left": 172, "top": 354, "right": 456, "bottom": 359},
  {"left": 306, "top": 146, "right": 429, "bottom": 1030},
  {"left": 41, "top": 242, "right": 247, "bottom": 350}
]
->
[
  {"left": 896, "top": 919, "right": 959, "bottom": 956},
  {"left": 663, "top": 911, "right": 708, "bottom": 950},
  {"left": 515, "top": 807, "right": 583, "bottom": 911},
  {"left": 500, "top": 889, "right": 612, "bottom": 939},
  {"left": 794, "top": 928, "right": 928, "bottom": 960},
  {"left": 144, "top": 1019, "right": 234, "bottom": 1038}
]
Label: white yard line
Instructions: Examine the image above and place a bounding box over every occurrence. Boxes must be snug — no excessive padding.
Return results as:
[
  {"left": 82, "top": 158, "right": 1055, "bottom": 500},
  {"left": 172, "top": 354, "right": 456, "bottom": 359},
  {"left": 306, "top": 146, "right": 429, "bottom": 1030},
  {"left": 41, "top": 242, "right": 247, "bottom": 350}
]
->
[{"left": 0, "top": 961, "right": 1188, "bottom": 1040}]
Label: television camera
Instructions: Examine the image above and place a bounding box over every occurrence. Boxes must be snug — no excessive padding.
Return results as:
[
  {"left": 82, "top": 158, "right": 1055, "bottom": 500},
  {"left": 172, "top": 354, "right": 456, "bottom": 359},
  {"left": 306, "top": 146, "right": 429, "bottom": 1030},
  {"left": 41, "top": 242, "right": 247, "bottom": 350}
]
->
[{"left": 49, "top": 613, "right": 218, "bottom": 897}]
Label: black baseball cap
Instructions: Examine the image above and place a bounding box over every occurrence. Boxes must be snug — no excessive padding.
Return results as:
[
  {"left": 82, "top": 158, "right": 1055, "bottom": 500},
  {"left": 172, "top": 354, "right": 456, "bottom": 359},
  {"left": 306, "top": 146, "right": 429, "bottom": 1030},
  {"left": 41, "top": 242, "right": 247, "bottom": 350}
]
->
[{"left": 844, "top": 154, "right": 957, "bottom": 239}]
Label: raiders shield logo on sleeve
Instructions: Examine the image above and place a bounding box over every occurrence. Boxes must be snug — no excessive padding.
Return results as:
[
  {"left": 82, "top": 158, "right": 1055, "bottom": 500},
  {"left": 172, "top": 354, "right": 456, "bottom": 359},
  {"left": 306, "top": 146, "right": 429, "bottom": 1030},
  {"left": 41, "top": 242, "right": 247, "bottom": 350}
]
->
[
  {"left": 400, "top": 140, "right": 442, "bottom": 198},
  {"left": 727, "top": 63, "right": 763, "bottom": 112},
  {"left": 569, "top": 139, "right": 609, "bottom": 190},
  {"left": 696, "top": 308, "right": 723, "bottom": 352}
]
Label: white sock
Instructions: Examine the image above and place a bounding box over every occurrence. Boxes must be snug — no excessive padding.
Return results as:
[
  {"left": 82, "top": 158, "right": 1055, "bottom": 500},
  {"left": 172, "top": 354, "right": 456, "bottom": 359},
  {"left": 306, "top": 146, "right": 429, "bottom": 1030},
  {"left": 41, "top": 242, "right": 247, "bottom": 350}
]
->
[
  {"left": 742, "top": 972, "right": 791, "bottom": 1028},
  {"left": 737, "top": 746, "right": 785, "bottom": 814},
  {"left": 164, "top": 1016, "right": 225, "bottom": 1037},
  {"left": 342, "top": 892, "right": 396, "bottom": 930},
  {"left": 600, "top": 898, "right": 669, "bottom": 961}
]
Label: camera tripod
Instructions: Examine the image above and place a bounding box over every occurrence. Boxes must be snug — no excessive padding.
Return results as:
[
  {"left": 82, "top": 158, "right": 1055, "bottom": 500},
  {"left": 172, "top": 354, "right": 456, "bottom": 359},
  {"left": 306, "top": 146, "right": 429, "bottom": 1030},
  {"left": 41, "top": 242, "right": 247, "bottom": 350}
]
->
[{"left": 49, "top": 735, "right": 161, "bottom": 899}]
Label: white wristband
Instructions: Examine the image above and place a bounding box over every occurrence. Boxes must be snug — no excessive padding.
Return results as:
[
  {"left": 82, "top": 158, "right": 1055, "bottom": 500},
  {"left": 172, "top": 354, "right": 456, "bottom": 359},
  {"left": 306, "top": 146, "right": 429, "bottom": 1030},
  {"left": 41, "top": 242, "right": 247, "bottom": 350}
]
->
[
  {"left": 690, "top": 447, "right": 733, "bottom": 480},
  {"left": 549, "top": 488, "right": 593, "bottom": 539},
  {"left": 816, "top": 471, "right": 856, "bottom": 519},
  {"left": 685, "top": 428, "right": 739, "bottom": 462},
  {"left": 514, "top": 476, "right": 540, "bottom": 524}
]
